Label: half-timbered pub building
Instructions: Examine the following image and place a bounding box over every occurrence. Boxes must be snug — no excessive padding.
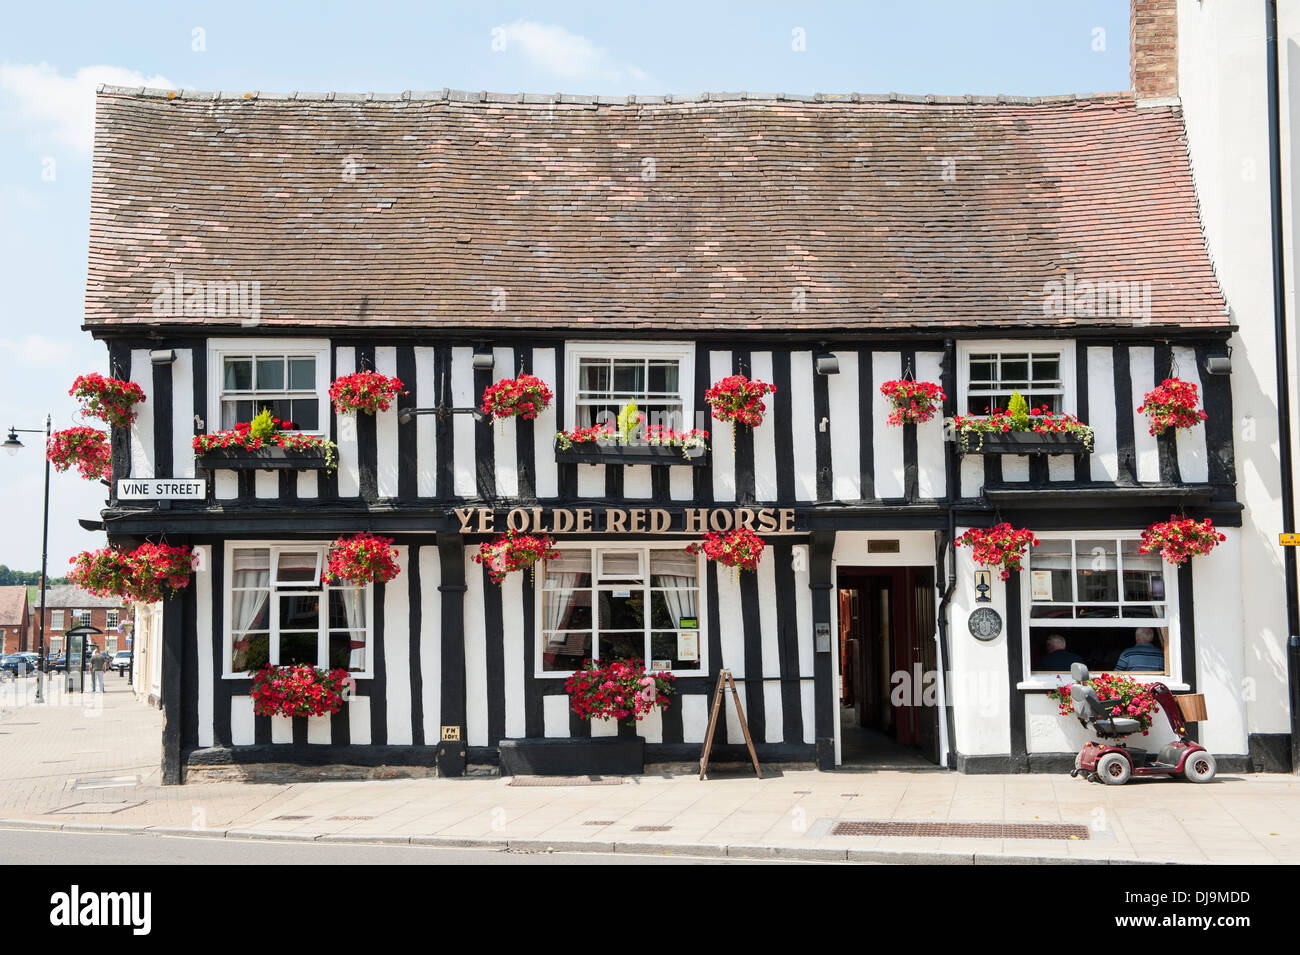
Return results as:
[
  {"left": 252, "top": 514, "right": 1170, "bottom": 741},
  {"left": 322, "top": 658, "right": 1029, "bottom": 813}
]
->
[{"left": 83, "top": 81, "right": 1251, "bottom": 783}]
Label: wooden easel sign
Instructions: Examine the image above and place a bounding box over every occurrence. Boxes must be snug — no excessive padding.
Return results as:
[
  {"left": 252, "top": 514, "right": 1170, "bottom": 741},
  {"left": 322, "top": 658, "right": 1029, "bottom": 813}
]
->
[{"left": 699, "top": 669, "right": 762, "bottom": 780}]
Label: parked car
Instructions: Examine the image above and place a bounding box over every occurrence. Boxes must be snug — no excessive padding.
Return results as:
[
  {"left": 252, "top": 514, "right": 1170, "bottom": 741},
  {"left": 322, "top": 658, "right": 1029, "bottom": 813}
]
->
[
  {"left": 0, "top": 655, "right": 31, "bottom": 676},
  {"left": 111, "top": 650, "right": 132, "bottom": 676},
  {"left": 45, "top": 654, "right": 67, "bottom": 672},
  {"left": 18, "top": 653, "right": 40, "bottom": 672}
]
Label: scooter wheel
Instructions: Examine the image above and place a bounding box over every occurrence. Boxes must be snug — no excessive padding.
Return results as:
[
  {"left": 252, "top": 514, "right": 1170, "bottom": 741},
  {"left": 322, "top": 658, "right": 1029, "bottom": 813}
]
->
[
  {"left": 1096, "top": 752, "right": 1132, "bottom": 785},
  {"left": 1183, "top": 751, "right": 1216, "bottom": 783}
]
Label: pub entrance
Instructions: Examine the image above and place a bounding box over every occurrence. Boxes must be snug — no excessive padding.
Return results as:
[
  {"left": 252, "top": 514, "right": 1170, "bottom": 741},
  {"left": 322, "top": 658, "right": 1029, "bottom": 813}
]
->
[{"left": 836, "top": 567, "right": 941, "bottom": 768}]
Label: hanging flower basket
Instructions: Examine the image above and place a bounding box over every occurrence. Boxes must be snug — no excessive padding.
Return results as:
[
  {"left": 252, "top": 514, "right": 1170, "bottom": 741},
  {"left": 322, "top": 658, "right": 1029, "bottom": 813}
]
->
[
  {"left": 1047, "top": 672, "right": 1161, "bottom": 735},
  {"left": 880, "top": 379, "right": 945, "bottom": 425},
  {"left": 473, "top": 530, "right": 559, "bottom": 585},
  {"left": 67, "top": 542, "right": 195, "bottom": 602},
  {"left": 322, "top": 534, "right": 401, "bottom": 586},
  {"left": 69, "top": 373, "right": 145, "bottom": 428},
  {"left": 687, "top": 528, "right": 766, "bottom": 574},
  {"left": 1137, "top": 378, "right": 1207, "bottom": 436},
  {"left": 705, "top": 375, "right": 777, "bottom": 430},
  {"left": 47, "top": 427, "right": 112, "bottom": 481},
  {"left": 193, "top": 409, "right": 338, "bottom": 471},
  {"left": 328, "top": 371, "right": 405, "bottom": 415},
  {"left": 1139, "top": 516, "right": 1226, "bottom": 565},
  {"left": 250, "top": 664, "right": 352, "bottom": 719},
  {"left": 956, "top": 523, "right": 1039, "bottom": 581},
  {"left": 565, "top": 658, "right": 676, "bottom": 726},
  {"left": 67, "top": 548, "right": 136, "bottom": 600},
  {"left": 481, "top": 374, "right": 554, "bottom": 421}
]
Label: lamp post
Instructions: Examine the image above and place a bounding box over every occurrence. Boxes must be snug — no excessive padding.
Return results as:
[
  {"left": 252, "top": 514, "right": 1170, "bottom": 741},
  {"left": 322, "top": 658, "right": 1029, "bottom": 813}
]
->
[{"left": 4, "top": 416, "right": 52, "bottom": 703}]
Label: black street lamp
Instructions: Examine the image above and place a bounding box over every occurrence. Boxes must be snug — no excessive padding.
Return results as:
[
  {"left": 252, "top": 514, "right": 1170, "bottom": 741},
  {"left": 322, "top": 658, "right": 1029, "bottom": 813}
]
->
[{"left": 4, "top": 416, "right": 52, "bottom": 704}]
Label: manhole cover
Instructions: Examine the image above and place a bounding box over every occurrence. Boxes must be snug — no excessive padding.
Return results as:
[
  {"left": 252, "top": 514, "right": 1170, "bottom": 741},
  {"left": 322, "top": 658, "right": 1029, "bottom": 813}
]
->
[
  {"left": 830, "top": 821, "right": 1091, "bottom": 841},
  {"left": 507, "top": 775, "right": 627, "bottom": 787},
  {"left": 48, "top": 801, "right": 144, "bottom": 815},
  {"left": 72, "top": 776, "right": 140, "bottom": 791}
]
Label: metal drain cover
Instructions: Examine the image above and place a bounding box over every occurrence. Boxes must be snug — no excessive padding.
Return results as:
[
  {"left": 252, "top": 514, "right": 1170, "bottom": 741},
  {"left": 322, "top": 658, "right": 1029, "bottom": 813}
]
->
[
  {"left": 507, "top": 775, "right": 627, "bottom": 787},
  {"left": 831, "top": 820, "right": 1090, "bottom": 841},
  {"left": 49, "top": 801, "right": 144, "bottom": 815},
  {"left": 72, "top": 776, "right": 139, "bottom": 791}
]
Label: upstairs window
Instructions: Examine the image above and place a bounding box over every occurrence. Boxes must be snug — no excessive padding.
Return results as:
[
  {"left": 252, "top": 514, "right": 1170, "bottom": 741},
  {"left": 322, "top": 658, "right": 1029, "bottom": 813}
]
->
[
  {"left": 208, "top": 339, "right": 329, "bottom": 434},
  {"left": 960, "top": 342, "right": 1072, "bottom": 415},
  {"left": 106, "top": 610, "right": 120, "bottom": 629},
  {"left": 566, "top": 343, "right": 694, "bottom": 432},
  {"left": 50, "top": 610, "right": 64, "bottom": 631}
]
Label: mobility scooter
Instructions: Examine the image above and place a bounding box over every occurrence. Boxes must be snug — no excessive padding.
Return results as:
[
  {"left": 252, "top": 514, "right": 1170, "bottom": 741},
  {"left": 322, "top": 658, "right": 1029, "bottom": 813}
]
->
[{"left": 1067, "top": 663, "right": 1216, "bottom": 785}]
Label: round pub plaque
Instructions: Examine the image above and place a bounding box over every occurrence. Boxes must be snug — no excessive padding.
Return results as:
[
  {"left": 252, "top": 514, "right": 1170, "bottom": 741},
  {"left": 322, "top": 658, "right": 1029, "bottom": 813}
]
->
[{"left": 967, "top": 608, "right": 1003, "bottom": 642}]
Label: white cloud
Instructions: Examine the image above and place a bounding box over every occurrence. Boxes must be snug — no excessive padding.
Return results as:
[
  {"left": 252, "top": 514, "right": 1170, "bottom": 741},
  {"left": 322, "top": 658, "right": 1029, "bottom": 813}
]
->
[
  {"left": 0, "top": 63, "right": 175, "bottom": 152},
  {"left": 498, "top": 21, "right": 650, "bottom": 85}
]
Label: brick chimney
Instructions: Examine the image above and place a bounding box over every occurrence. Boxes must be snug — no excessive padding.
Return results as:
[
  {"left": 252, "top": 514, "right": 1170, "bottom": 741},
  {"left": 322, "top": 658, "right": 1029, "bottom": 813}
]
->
[{"left": 1131, "top": 0, "right": 1178, "bottom": 100}]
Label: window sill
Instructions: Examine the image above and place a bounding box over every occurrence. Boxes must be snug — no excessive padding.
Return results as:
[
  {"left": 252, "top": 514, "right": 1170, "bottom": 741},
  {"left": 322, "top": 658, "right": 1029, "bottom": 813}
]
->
[
  {"left": 554, "top": 442, "right": 709, "bottom": 467},
  {"left": 1017, "top": 678, "right": 1188, "bottom": 692},
  {"left": 197, "top": 446, "right": 331, "bottom": 471},
  {"left": 958, "top": 432, "right": 1090, "bottom": 456}
]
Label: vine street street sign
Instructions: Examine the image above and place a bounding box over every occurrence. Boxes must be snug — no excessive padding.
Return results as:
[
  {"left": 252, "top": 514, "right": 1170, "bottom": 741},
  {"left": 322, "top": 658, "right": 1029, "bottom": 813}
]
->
[{"left": 117, "top": 479, "right": 206, "bottom": 500}]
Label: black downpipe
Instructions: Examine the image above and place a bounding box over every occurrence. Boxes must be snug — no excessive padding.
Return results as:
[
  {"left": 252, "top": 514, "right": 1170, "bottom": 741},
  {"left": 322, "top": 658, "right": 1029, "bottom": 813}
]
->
[
  {"left": 936, "top": 337, "right": 959, "bottom": 769},
  {"left": 1267, "top": 0, "right": 1300, "bottom": 774}
]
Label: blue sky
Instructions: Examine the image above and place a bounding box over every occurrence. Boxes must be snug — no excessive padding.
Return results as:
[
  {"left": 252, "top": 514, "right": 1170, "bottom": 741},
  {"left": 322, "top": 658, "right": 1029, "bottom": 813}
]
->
[{"left": 0, "top": 0, "right": 1130, "bottom": 570}]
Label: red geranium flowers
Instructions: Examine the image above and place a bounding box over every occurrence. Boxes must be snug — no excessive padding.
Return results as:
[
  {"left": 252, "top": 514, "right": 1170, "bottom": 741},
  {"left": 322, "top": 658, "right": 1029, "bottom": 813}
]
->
[
  {"left": 565, "top": 657, "right": 676, "bottom": 725},
  {"left": 47, "top": 427, "right": 111, "bottom": 481},
  {"left": 1137, "top": 378, "right": 1207, "bottom": 436},
  {"left": 956, "top": 523, "right": 1039, "bottom": 581},
  {"left": 69, "top": 373, "right": 145, "bottom": 428},
  {"left": 322, "top": 534, "right": 401, "bottom": 586},
  {"left": 880, "top": 379, "right": 945, "bottom": 425},
  {"left": 474, "top": 530, "right": 559, "bottom": 585},
  {"left": 1140, "top": 516, "right": 1226, "bottom": 565},
  {"left": 705, "top": 375, "right": 777, "bottom": 429},
  {"left": 68, "top": 542, "right": 195, "bottom": 603},
  {"left": 251, "top": 664, "right": 351, "bottom": 719},
  {"left": 481, "top": 374, "right": 553, "bottom": 421},
  {"left": 687, "top": 528, "right": 766, "bottom": 574},
  {"left": 329, "top": 371, "right": 405, "bottom": 415}
]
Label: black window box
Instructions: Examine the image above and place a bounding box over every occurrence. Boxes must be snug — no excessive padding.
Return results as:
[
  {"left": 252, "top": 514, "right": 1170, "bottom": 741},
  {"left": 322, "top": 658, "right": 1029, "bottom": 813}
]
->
[
  {"left": 959, "top": 432, "right": 1090, "bottom": 456},
  {"left": 195, "top": 446, "right": 330, "bottom": 471},
  {"left": 554, "top": 441, "right": 708, "bottom": 467},
  {"left": 498, "top": 736, "right": 645, "bottom": 776}
]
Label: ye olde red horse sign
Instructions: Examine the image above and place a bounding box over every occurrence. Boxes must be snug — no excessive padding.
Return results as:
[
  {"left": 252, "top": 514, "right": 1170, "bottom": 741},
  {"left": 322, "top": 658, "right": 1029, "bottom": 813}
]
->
[{"left": 454, "top": 506, "right": 799, "bottom": 536}]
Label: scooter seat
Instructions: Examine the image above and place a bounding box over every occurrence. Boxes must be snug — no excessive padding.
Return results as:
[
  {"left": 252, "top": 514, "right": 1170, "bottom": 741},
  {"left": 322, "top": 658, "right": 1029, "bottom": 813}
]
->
[{"left": 1095, "top": 717, "right": 1141, "bottom": 736}]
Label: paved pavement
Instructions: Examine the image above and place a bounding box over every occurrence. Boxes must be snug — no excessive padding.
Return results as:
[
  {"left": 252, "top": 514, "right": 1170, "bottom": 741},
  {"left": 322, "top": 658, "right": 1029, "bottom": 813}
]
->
[{"left": 1, "top": 675, "right": 1297, "bottom": 865}]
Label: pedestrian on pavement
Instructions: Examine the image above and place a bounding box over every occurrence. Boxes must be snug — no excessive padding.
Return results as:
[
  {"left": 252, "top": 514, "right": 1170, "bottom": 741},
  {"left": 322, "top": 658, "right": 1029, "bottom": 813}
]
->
[{"left": 90, "top": 648, "right": 107, "bottom": 693}]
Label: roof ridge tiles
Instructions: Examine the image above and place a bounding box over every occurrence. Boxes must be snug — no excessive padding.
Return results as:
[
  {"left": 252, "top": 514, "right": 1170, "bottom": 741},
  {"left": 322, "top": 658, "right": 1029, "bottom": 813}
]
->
[{"left": 94, "top": 85, "right": 1139, "bottom": 108}]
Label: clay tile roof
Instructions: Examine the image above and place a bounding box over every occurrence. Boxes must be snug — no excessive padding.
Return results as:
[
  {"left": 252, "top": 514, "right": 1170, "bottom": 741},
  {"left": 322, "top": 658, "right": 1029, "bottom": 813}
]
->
[
  {"left": 83, "top": 87, "right": 1227, "bottom": 334},
  {"left": 38, "top": 586, "right": 124, "bottom": 609},
  {"left": 0, "top": 587, "right": 27, "bottom": 626}
]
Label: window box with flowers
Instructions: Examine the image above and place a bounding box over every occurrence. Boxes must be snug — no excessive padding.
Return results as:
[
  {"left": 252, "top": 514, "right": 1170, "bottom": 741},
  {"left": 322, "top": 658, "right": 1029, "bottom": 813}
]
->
[
  {"left": 950, "top": 392, "right": 1094, "bottom": 456},
  {"left": 554, "top": 401, "right": 710, "bottom": 467},
  {"left": 193, "top": 409, "right": 338, "bottom": 472}
]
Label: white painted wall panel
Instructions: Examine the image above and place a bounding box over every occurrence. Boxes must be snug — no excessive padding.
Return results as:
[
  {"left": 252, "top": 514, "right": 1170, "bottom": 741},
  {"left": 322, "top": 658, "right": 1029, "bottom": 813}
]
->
[
  {"left": 669, "top": 467, "right": 693, "bottom": 500},
  {"left": 532, "top": 348, "right": 559, "bottom": 499},
  {"left": 375, "top": 346, "right": 400, "bottom": 499},
  {"left": 348, "top": 697, "right": 371, "bottom": 745},
  {"left": 195, "top": 545, "right": 213, "bottom": 747},
  {"left": 960, "top": 455, "right": 983, "bottom": 498},
  {"left": 750, "top": 351, "right": 779, "bottom": 500},
  {"left": 384, "top": 546, "right": 412, "bottom": 745},
  {"left": 336, "top": 347, "right": 360, "bottom": 497},
  {"left": 492, "top": 347, "right": 520, "bottom": 498},
  {"left": 871, "top": 352, "right": 904, "bottom": 498},
  {"left": 1088, "top": 347, "right": 1119, "bottom": 482},
  {"left": 1130, "top": 346, "right": 1160, "bottom": 483},
  {"left": 308, "top": 716, "right": 332, "bottom": 744},
  {"left": 451, "top": 346, "right": 476, "bottom": 497},
  {"left": 255, "top": 471, "right": 277, "bottom": 498},
  {"left": 828, "top": 350, "right": 861, "bottom": 501},
  {"left": 297, "top": 471, "right": 318, "bottom": 498},
  {"left": 215, "top": 471, "right": 238, "bottom": 499},
  {"left": 916, "top": 351, "right": 947, "bottom": 498},
  {"left": 682, "top": 693, "right": 708, "bottom": 743},
  {"left": 415, "top": 346, "right": 438, "bottom": 497},
  {"left": 502, "top": 572, "right": 526, "bottom": 739},
  {"left": 1047, "top": 455, "right": 1075, "bottom": 481},
  {"left": 419, "top": 546, "right": 442, "bottom": 745},
  {"left": 1172, "top": 345, "right": 1210, "bottom": 483},
  {"left": 764, "top": 683, "right": 785, "bottom": 744},
  {"left": 463, "top": 550, "right": 488, "bottom": 747},
  {"left": 791, "top": 351, "right": 817, "bottom": 501},
  {"left": 172, "top": 348, "right": 195, "bottom": 479},
  {"left": 1002, "top": 455, "right": 1029, "bottom": 482},
  {"left": 794, "top": 543, "right": 815, "bottom": 744},
  {"left": 624, "top": 465, "right": 652, "bottom": 498},
  {"left": 231, "top": 696, "right": 254, "bottom": 746},
  {"left": 710, "top": 351, "right": 736, "bottom": 502},
  {"left": 129, "top": 348, "right": 155, "bottom": 479},
  {"left": 543, "top": 695, "right": 569, "bottom": 738},
  {"left": 577, "top": 464, "right": 603, "bottom": 497},
  {"left": 272, "top": 716, "right": 292, "bottom": 744}
]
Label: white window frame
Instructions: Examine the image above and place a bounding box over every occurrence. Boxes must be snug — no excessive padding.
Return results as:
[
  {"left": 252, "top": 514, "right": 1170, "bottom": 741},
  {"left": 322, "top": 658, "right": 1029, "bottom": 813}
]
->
[
  {"left": 534, "top": 542, "right": 707, "bottom": 679},
  {"left": 71, "top": 609, "right": 91, "bottom": 628},
  {"left": 207, "top": 338, "right": 331, "bottom": 436},
  {"left": 106, "top": 610, "right": 120, "bottom": 630},
  {"left": 957, "top": 340, "right": 1077, "bottom": 417},
  {"left": 50, "top": 610, "right": 64, "bottom": 631},
  {"left": 1017, "top": 530, "right": 1184, "bottom": 689},
  {"left": 222, "top": 540, "right": 374, "bottom": 679},
  {"left": 564, "top": 341, "right": 696, "bottom": 432}
]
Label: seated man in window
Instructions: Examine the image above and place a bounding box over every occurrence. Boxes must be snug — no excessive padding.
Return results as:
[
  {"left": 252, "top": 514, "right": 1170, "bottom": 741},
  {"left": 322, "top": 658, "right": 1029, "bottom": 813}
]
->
[
  {"left": 1037, "top": 633, "right": 1086, "bottom": 672},
  {"left": 1113, "top": 627, "right": 1164, "bottom": 672}
]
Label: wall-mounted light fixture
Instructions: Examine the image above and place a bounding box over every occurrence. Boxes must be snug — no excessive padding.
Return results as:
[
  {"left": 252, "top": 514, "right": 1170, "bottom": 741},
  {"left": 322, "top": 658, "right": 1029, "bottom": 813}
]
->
[
  {"left": 1203, "top": 348, "right": 1232, "bottom": 376},
  {"left": 149, "top": 349, "right": 177, "bottom": 366},
  {"left": 471, "top": 348, "right": 495, "bottom": 372},
  {"left": 814, "top": 353, "right": 839, "bottom": 376},
  {"left": 398, "top": 404, "right": 487, "bottom": 426}
]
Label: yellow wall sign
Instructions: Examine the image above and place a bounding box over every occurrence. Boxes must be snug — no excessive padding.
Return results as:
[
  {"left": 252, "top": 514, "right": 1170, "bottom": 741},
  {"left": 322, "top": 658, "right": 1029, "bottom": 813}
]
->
[
  {"left": 440, "top": 726, "right": 461, "bottom": 742},
  {"left": 1281, "top": 533, "right": 1300, "bottom": 546}
]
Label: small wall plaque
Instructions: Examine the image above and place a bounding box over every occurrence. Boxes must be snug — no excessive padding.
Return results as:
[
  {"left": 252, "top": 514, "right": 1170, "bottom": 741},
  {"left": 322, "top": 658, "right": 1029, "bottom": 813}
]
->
[
  {"left": 967, "top": 608, "right": 1003, "bottom": 642},
  {"left": 440, "top": 726, "right": 461, "bottom": 742}
]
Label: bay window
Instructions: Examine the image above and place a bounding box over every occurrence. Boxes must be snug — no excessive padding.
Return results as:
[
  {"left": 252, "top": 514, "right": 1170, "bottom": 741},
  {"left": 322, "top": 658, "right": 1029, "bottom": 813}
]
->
[
  {"left": 539, "top": 544, "right": 704, "bottom": 675},
  {"left": 225, "top": 543, "right": 370, "bottom": 677},
  {"left": 1024, "top": 534, "right": 1174, "bottom": 677}
]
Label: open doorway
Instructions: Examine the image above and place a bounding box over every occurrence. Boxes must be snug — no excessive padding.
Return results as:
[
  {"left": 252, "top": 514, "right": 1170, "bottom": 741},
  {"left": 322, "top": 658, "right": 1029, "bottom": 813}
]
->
[{"left": 837, "top": 567, "right": 940, "bottom": 767}]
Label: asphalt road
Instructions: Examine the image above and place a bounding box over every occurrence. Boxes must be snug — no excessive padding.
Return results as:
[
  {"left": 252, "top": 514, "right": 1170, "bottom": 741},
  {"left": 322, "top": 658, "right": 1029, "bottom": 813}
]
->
[{"left": 0, "top": 828, "right": 813, "bottom": 865}]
